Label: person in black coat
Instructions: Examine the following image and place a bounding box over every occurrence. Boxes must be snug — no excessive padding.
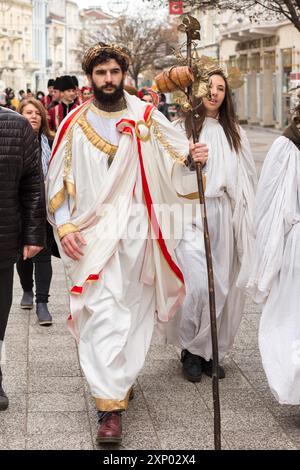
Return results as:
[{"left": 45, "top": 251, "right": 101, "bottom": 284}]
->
[
  {"left": 17, "top": 98, "right": 57, "bottom": 327},
  {"left": 0, "top": 106, "right": 46, "bottom": 411}
]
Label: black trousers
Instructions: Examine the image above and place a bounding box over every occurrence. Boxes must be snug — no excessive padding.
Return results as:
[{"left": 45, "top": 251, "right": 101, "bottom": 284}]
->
[
  {"left": 16, "top": 245, "right": 52, "bottom": 303},
  {"left": 16, "top": 223, "right": 54, "bottom": 304},
  {"left": 0, "top": 264, "right": 14, "bottom": 341}
]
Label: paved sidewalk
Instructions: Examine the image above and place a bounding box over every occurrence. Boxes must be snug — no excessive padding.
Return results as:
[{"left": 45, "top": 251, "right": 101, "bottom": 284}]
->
[
  {"left": 242, "top": 125, "right": 281, "bottom": 176},
  {"left": 1, "top": 128, "right": 299, "bottom": 450}
]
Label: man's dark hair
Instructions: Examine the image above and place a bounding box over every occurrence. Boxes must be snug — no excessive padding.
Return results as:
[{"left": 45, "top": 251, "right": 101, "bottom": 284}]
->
[{"left": 89, "top": 50, "right": 128, "bottom": 75}]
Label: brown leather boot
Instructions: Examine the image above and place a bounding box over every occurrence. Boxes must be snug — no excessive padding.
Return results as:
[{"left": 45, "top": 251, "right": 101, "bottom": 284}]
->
[{"left": 96, "top": 411, "right": 122, "bottom": 444}]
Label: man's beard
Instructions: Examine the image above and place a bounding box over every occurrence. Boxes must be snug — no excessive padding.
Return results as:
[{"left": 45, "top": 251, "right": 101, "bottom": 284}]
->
[{"left": 92, "top": 78, "right": 124, "bottom": 105}]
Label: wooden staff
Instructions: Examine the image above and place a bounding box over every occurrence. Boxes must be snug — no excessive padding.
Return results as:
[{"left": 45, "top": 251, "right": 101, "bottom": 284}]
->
[{"left": 184, "top": 15, "right": 221, "bottom": 450}]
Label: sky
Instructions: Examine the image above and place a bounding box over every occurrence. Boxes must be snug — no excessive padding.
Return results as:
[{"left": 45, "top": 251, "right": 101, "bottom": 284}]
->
[{"left": 75, "top": 0, "right": 166, "bottom": 17}]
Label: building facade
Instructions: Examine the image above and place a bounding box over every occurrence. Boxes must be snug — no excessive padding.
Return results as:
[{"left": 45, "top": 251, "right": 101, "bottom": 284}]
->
[
  {"left": 32, "top": 0, "right": 48, "bottom": 92},
  {"left": 218, "top": 13, "right": 300, "bottom": 128},
  {"left": 0, "top": 0, "right": 39, "bottom": 92}
]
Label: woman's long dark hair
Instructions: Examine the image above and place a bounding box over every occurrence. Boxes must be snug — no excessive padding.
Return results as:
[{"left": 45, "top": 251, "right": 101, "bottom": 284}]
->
[
  {"left": 294, "top": 102, "right": 300, "bottom": 126},
  {"left": 185, "top": 71, "right": 241, "bottom": 153}
]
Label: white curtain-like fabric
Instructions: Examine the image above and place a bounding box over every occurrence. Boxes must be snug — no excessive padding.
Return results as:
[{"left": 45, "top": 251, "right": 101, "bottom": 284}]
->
[
  {"left": 166, "top": 118, "right": 257, "bottom": 361},
  {"left": 247, "top": 136, "right": 300, "bottom": 404}
]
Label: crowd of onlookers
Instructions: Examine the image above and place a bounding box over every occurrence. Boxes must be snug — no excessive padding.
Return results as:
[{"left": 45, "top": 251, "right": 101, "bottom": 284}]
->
[{"left": 0, "top": 79, "right": 180, "bottom": 125}]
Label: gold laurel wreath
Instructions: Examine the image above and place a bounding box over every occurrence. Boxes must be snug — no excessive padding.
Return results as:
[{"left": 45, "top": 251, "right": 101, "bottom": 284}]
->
[{"left": 82, "top": 42, "right": 131, "bottom": 73}]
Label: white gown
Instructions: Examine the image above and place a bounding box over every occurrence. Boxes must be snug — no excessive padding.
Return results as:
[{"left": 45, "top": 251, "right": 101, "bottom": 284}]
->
[
  {"left": 53, "top": 106, "right": 155, "bottom": 409},
  {"left": 47, "top": 94, "right": 191, "bottom": 411},
  {"left": 247, "top": 135, "right": 300, "bottom": 404},
  {"left": 168, "top": 117, "right": 257, "bottom": 361}
]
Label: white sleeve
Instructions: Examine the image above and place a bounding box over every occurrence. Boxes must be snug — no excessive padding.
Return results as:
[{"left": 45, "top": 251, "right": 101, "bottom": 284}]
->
[
  {"left": 54, "top": 196, "right": 71, "bottom": 226},
  {"left": 232, "top": 128, "right": 257, "bottom": 290}
]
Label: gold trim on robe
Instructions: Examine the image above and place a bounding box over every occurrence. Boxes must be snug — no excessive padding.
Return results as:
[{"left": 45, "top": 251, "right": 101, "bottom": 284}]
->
[
  {"left": 176, "top": 174, "right": 206, "bottom": 198},
  {"left": 151, "top": 119, "right": 186, "bottom": 165},
  {"left": 57, "top": 222, "right": 79, "bottom": 239},
  {"left": 94, "top": 387, "right": 132, "bottom": 412},
  {"left": 90, "top": 102, "right": 127, "bottom": 119},
  {"left": 49, "top": 179, "right": 76, "bottom": 214},
  {"left": 77, "top": 112, "right": 118, "bottom": 162}
]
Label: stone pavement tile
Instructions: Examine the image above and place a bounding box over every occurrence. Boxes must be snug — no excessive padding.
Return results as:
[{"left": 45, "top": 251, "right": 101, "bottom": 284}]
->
[
  {"left": 150, "top": 326, "right": 165, "bottom": 346},
  {"left": 28, "top": 337, "right": 78, "bottom": 365},
  {"left": 242, "top": 370, "right": 269, "bottom": 389},
  {"left": 146, "top": 405, "right": 213, "bottom": 432},
  {"left": 119, "top": 432, "right": 161, "bottom": 451},
  {"left": 0, "top": 412, "right": 26, "bottom": 434},
  {"left": 0, "top": 435, "right": 26, "bottom": 450},
  {"left": 29, "top": 322, "right": 70, "bottom": 337},
  {"left": 198, "top": 368, "right": 253, "bottom": 393},
  {"left": 138, "top": 372, "right": 201, "bottom": 392},
  {"left": 0, "top": 394, "right": 26, "bottom": 414},
  {"left": 156, "top": 429, "right": 230, "bottom": 450},
  {"left": 231, "top": 348, "right": 262, "bottom": 364},
  {"left": 28, "top": 391, "right": 86, "bottom": 412},
  {"left": 277, "top": 416, "right": 300, "bottom": 448},
  {"left": 245, "top": 316, "right": 261, "bottom": 330},
  {"left": 3, "top": 313, "right": 28, "bottom": 325},
  {"left": 147, "top": 344, "right": 179, "bottom": 361},
  {"left": 2, "top": 372, "right": 27, "bottom": 395},
  {"left": 220, "top": 408, "right": 280, "bottom": 432},
  {"left": 26, "top": 433, "right": 94, "bottom": 450},
  {"left": 244, "top": 300, "right": 262, "bottom": 315},
  {"left": 5, "top": 321, "right": 28, "bottom": 339},
  {"left": 143, "top": 384, "right": 211, "bottom": 431},
  {"left": 1, "top": 361, "right": 27, "bottom": 379},
  {"left": 29, "top": 334, "right": 76, "bottom": 351},
  {"left": 140, "top": 357, "right": 184, "bottom": 380},
  {"left": 224, "top": 429, "right": 296, "bottom": 450},
  {"left": 277, "top": 415, "right": 300, "bottom": 429},
  {"left": 235, "top": 361, "right": 265, "bottom": 373},
  {"left": 201, "top": 388, "right": 266, "bottom": 413},
  {"left": 3, "top": 340, "right": 28, "bottom": 364},
  {"left": 29, "top": 359, "right": 82, "bottom": 377},
  {"left": 28, "top": 375, "right": 84, "bottom": 395},
  {"left": 123, "top": 409, "right": 157, "bottom": 434},
  {"left": 258, "top": 387, "right": 300, "bottom": 417},
  {"left": 233, "top": 333, "right": 259, "bottom": 350},
  {"left": 27, "top": 411, "right": 91, "bottom": 436}
]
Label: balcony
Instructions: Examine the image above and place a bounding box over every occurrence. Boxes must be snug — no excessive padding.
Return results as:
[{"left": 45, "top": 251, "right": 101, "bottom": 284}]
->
[
  {"left": 219, "top": 22, "right": 285, "bottom": 41},
  {"left": 24, "top": 60, "right": 39, "bottom": 71},
  {"left": 0, "top": 27, "right": 8, "bottom": 38},
  {"left": 7, "top": 30, "right": 23, "bottom": 40}
]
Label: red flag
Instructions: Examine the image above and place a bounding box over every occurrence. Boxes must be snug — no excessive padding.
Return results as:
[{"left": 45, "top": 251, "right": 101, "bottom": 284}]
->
[{"left": 169, "top": 1, "right": 183, "bottom": 15}]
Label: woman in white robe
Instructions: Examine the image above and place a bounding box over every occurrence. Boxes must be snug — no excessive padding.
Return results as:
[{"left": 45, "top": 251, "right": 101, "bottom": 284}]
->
[
  {"left": 247, "top": 104, "right": 300, "bottom": 404},
  {"left": 168, "top": 72, "right": 257, "bottom": 382}
]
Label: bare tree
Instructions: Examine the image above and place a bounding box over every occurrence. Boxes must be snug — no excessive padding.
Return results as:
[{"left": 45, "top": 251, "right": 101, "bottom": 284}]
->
[
  {"left": 81, "top": 15, "right": 178, "bottom": 87},
  {"left": 185, "top": 0, "right": 300, "bottom": 32},
  {"left": 143, "top": 1, "right": 300, "bottom": 32}
]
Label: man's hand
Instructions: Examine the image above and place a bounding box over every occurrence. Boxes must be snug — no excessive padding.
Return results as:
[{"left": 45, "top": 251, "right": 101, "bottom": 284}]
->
[
  {"left": 189, "top": 142, "right": 209, "bottom": 165},
  {"left": 23, "top": 245, "right": 43, "bottom": 260},
  {"left": 61, "top": 232, "right": 87, "bottom": 261}
]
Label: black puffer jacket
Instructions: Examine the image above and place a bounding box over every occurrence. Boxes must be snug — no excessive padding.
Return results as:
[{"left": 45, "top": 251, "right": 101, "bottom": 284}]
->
[{"left": 0, "top": 107, "right": 46, "bottom": 267}]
